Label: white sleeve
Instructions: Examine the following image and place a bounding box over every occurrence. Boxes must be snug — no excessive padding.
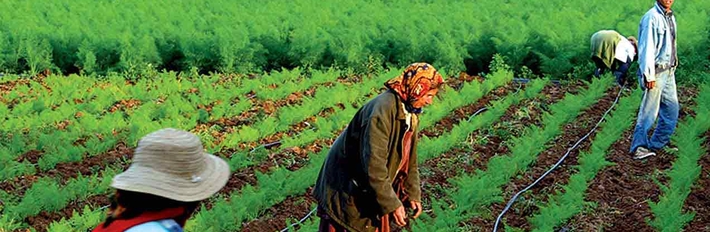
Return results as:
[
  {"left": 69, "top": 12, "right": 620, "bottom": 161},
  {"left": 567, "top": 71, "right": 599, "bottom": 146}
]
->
[{"left": 615, "top": 39, "right": 634, "bottom": 63}]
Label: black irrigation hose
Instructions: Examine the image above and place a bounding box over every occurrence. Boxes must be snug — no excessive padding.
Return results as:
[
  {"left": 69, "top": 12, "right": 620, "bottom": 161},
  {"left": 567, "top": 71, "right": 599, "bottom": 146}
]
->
[
  {"left": 493, "top": 85, "right": 625, "bottom": 232},
  {"left": 280, "top": 208, "right": 317, "bottom": 232}
]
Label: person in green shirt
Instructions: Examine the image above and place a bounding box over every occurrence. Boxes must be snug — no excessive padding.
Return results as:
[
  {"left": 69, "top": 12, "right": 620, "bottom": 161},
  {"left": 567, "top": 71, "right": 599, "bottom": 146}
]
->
[{"left": 590, "top": 30, "right": 638, "bottom": 87}]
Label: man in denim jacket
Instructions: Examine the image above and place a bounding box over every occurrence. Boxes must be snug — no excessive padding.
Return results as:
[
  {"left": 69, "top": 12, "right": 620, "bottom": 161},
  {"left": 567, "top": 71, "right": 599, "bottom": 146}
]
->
[{"left": 630, "top": 0, "right": 679, "bottom": 159}]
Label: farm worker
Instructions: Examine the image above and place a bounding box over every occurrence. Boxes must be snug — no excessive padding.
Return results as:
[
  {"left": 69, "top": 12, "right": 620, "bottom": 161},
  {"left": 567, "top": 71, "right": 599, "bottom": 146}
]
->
[
  {"left": 313, "top": 62, "right": 445, "bottom": 232},
  {"left": 92, "top": 128, "right": 230, "bottom": 232},
  {"left": 590, "top": 30, "right": 637, "bottom": 87},
  {"left": 630, "top": 0, "right": 679, "bottom": 159}
]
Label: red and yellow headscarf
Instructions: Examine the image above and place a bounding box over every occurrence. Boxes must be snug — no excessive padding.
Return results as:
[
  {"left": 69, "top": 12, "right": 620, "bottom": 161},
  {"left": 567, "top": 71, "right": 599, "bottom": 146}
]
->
[{"left": 385, "top": 62, "right": 445, "bottom": 103}]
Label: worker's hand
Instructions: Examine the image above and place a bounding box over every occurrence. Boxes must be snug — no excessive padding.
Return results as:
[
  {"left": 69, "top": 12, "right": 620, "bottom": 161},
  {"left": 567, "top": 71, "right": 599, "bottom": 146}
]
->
[
  {"left": 409, "top": 200, "right": 423, "bottom": 219},
  {"left": 393, "top": 206, "right": 407, "bottom": 226},
  {"left": 644, "top": 79, "right": 656, "bottom": 89}
]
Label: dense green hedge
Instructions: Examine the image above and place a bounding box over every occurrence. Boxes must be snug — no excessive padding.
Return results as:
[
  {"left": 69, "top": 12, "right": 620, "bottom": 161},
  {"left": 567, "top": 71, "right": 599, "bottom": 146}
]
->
[{"left": 0, "top": 0, "right": 707, "bottom": 81}]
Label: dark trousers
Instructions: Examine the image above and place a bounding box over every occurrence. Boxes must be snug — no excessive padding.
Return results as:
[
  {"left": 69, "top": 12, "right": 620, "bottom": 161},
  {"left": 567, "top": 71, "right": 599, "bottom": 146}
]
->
[{"left": 593, "top": 57, "right": 631, "bottom": 87}]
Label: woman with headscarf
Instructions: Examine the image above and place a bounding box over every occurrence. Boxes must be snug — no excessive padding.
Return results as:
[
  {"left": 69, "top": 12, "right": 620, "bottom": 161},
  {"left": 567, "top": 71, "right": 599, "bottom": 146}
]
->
[
  {"left": 92, "top": 128, "right": 231, "bottom": 232},
  {"left": 313, "top": 62, "right": 446, "bottom": 232}
]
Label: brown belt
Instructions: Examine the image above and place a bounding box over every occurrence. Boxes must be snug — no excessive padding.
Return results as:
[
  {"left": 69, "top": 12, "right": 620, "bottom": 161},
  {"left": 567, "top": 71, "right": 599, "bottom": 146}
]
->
[{"left": 655, "top": 64, "right": 676, "bottom": 74}]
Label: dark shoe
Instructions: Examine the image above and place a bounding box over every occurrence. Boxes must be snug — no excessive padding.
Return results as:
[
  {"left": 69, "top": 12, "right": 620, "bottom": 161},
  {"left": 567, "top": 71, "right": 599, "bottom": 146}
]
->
[{"left": 651, "top": 144, "right": 679, "bottom": 154}]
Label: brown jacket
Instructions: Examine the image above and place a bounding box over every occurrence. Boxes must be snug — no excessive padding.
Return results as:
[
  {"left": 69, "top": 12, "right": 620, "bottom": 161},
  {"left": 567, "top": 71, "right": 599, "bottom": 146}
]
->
[{"left": 313, "top": 90, "right": 422, "bottom": 232}]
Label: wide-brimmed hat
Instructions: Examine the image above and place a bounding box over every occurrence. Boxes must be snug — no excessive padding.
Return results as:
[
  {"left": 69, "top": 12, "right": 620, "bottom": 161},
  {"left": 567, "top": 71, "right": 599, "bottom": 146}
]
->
[{"left": 111, "top": 128, "right": 231, "bottom": 202}]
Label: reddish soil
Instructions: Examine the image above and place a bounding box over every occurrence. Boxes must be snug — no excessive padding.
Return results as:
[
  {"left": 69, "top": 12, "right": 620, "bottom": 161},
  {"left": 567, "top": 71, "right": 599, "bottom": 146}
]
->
[
  {"left": 10, "top": 80, "right": 360, "bottom": 195},
  {"left": 562, "top": 86, "right": 701, "bottom": 232},
  {"left": 240, "top": 188, "right": 318, "bottom": 232},
  {"left": 678, "top": 86, "right": 700, "bottom": 120},
  {"left": 416, "top": 82, "right": 576, "bottom": 230},
  {"left": 209, "top": 98, "right": 352, "bottom": 158},
  {"left": 470, "top": 81, "right": 580, "bottom": 175},
  {"left": 107, "top": 99, "right": 142, "bottom": 112},
  {"left": 204, "top": 84, "right": 322, "bottom": 129},
  {"left": 0, "top": 78, "right": 30, "bottom": 89},
  {"left": 15, "top": 118, "right": 335, "bottom": 231},
  {"left": 0, "top": 78, "right": 32, "bottom": 100},
  {"left": 0, "top": 143, "right": 132, "bottom": 199},
  {"left": 8, "top": 78, "right": 616, "bottom": 231},
  {"left": 197, "top": 79, "right": 359, "bottom": 152},
  {"left": 683, "top": 131, "right": 710, "bottom": 231},
  {"left": 0, "top": 75, "right": 54, "bottom": 107},
  {"left": 24, "top": 195, "right": 111, "bottom": 232},
  {"left": 511, "top": 85, "right": 697, "bottom": 232},
  {"left": 199, "top": 103, "right": 334, "bottom": 153},
  {"left": 420, "top": 84, "right": 518, "bottom": 138},
  {"left": 6, "top": 78, "right": 351, "bottom": 200},
  {"left": 214, "top": 73, "right": 247, "bottom": 85},
  {"left": 199, "top": 105, "right": 348, "bottom": 211},
  {"left": 15, "top": 150, "right": 44, "bottom": 163},
  {"left": 236, "top": 73, "right": 483, "bottom": 153},
  {"left": 483, "top": 88, "right": 619, "bottom": 230},
  {"left": 568, "top": 127, "right": 674, "bottom": 232},
  {"left": 253, "top": 103, "right": 346, "bottom": 151},
  {"left": 213, "top": 139, "right": 332, "bottom": 199},
  {"left": 0, "top": 175, "right": 40, "bottom": 198},
  {"left": 448, "top": 72, "right": 483, "bottom": 90},
  {"left": 213, "top": 74, "right": 486, "bottom": 195},
  {"left": 234, "top": 81, "right": 582, "bottom": 232},
  {"left": 418, "top": 90, "right": 544, "bottom": 205},
  {"left": 0, "top": 97, "right": 19, "bottom": 109},
  {"left": 8, "top": 79, "right": 349, "bottom": 232}
]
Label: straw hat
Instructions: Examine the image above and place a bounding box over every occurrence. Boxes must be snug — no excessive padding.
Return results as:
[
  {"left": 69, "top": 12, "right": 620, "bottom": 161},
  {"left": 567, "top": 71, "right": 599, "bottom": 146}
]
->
[{"left": 111, "top": 128, "right": 231, "bottom": 202}]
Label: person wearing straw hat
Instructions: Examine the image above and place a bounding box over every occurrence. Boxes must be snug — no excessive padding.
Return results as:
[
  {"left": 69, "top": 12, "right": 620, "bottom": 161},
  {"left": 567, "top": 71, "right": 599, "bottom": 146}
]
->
[
  {"left": 590, "top": 30, "right": 638, "bottom": 87},
  {"left": 313, "top": 63, "right": 445, "bottom": 232},
  {"left": 92, "top": 128, "right": 231, "bottom": 232}
]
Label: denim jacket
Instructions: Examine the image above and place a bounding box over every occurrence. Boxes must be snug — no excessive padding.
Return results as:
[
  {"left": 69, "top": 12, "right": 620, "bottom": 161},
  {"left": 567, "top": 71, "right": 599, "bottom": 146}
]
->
[{"left": 637, "top": 2, "right": 678, "bottom": 81}]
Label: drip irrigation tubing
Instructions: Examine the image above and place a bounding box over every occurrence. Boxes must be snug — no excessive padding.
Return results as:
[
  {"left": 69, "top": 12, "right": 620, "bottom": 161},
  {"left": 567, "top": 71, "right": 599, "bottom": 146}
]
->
[
  {"left": 492, "top": 85, "right": 626, "bottom": 232},
  {"left": 280, "top": 208, "right": 317, "bottom": 232}
]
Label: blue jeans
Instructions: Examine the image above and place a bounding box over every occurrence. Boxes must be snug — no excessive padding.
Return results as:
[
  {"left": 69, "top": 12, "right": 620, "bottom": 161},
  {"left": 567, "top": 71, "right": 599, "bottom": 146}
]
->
[
  {"left": 612, "top": 61, "right": 631, "bottom": 87},
  {"left": 630, "top": 68, "right": 679, "bottom": 153}
]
